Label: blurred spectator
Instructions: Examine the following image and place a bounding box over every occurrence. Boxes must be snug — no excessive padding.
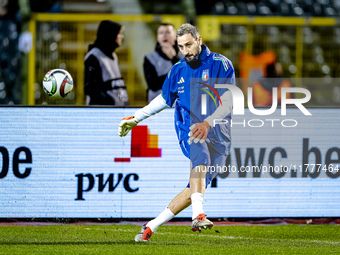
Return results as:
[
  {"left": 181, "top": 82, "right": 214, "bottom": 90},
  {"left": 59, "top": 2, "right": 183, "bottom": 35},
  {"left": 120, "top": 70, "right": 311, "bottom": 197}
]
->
[
  {"left": 143, "top": 23, "right": 183, "bottom": 103},
  {"left": 84, "top": 20, "right": 129, "bottom": 106},
  {"left": 252, "top": 62, "right": 291, "bottom": 106}
]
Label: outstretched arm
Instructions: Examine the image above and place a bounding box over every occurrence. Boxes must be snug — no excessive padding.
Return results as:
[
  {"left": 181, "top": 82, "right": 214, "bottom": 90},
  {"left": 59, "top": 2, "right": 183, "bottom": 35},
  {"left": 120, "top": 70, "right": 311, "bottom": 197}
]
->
[{"left": 118, "top": 94, "right": 169, "bottom": 137}]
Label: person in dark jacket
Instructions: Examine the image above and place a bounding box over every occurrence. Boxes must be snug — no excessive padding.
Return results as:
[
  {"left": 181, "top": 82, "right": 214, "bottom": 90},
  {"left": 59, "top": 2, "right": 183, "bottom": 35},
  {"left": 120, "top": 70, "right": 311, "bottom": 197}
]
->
[
  {"left": 144, "top": 23, "right": 183, "bottom": 103},
  {"left": 84, "top": 20, "right": 129, "bottom": 106}
]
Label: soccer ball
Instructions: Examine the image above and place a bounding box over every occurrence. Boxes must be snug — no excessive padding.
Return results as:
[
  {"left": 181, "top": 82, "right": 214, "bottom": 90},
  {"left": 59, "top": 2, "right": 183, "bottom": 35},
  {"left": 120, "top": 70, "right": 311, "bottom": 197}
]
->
[{"left": 42, "top": 69, "right": 73, "bottom": 98}]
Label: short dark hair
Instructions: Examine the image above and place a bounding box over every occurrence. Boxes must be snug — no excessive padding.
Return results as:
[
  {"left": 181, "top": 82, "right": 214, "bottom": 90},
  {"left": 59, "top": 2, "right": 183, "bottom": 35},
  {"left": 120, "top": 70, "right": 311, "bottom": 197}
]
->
[
  {"left": 177, "top": 23, "right": 199, "bottom": 39},
  {"left": 157, "top": 23, "right": 175, "bottom": 35},
  {"left": 158, "top": 22, "right": 174, "bottom": 28}
]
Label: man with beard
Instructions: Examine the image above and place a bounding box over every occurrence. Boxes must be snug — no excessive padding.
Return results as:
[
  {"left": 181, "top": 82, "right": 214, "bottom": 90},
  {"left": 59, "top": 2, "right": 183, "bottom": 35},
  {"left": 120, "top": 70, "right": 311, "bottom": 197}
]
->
[
  {"left": 143, "top": 23, "right": 183, "bottom": 103},
  {"left": 118, "top": 23, "right": 235, "bottom": 241},
  {"left": 84, "top": 20, "right": 129, "bottom": 106}
]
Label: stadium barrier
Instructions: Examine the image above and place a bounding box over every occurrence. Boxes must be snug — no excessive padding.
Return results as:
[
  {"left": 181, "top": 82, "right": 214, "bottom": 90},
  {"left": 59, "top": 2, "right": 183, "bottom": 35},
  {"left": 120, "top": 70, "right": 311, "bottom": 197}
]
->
[
  {"left": 1, "top": 107, "right": 339, "bottom": 218},
  {"left": 28, "top": 13, "right": 185, "bottom": 106},
  {"left": 28, "top": 14, "right": 340, "bottom": 106}
]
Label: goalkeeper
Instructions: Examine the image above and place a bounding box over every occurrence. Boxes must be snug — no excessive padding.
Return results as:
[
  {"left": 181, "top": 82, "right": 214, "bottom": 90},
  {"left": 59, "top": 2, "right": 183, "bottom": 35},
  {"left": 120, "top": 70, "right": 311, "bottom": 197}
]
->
[{"left": 118, "top": 23, "right": 235, "bottom": 242}]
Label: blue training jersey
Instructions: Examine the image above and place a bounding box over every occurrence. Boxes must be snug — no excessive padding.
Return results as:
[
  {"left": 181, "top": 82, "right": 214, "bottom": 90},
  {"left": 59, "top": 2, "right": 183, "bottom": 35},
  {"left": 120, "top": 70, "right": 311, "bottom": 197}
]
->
[{"left": 161, "top": 45, "right": 236, "bottom": 155}]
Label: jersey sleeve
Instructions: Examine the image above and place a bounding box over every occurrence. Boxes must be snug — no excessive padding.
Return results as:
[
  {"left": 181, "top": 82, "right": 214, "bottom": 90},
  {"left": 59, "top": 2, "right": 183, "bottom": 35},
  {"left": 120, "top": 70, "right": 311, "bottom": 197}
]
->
[
  {"left": 213, "top": 54, "right": 236, "bottom": 96},
  {"left": 161, "top": 65, "right": 178, "bottom": 107}
]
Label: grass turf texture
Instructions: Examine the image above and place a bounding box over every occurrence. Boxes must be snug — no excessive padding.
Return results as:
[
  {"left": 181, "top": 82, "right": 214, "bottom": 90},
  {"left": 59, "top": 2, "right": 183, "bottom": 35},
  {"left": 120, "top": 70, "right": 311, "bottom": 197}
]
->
[{"left": 0, "top": 224, "right": 339, "bottom": 254}]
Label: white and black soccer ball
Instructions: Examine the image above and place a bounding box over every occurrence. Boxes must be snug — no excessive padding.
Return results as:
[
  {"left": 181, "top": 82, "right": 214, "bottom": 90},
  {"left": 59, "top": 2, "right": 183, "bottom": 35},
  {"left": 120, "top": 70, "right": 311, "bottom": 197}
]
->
[{"left": 42, "top": 69, "right": 73, "bottom": 98}]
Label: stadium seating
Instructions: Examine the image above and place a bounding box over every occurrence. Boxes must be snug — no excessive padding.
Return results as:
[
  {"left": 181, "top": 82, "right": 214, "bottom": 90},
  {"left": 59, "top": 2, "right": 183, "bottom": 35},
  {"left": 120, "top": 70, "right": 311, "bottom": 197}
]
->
[
  {"left": 200, "top": 0, "right": 339, "bottom": 16},
  {"left": 1, "top": 0, "right": 339, "bottom": 105},
  {"left": 0, "top": 20, "right": 21, "bottom": 104}
]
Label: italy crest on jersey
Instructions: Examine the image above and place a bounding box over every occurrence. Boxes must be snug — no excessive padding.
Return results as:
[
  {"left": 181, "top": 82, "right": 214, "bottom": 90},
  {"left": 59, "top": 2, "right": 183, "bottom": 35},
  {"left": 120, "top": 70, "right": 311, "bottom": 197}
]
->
[{"left": 202, "top": 69, "right": 209, "bottom": 81}]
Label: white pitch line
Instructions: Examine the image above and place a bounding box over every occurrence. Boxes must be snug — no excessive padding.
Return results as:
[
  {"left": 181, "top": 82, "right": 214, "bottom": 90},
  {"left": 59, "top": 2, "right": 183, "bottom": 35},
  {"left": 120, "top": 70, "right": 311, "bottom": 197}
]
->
[{"left": 111, "top": 228, "right": 340, "bottom": 245}]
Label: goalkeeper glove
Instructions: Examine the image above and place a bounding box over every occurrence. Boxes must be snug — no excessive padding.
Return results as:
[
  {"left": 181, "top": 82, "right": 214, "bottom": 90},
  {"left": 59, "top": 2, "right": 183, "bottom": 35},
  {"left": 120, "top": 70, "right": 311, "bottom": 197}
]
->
[
  {"left": 189, "top": 121, "right": 210, "bottom": 144},
  {"left": 118, "top": 116, "right": 139, "bottom": 137}
]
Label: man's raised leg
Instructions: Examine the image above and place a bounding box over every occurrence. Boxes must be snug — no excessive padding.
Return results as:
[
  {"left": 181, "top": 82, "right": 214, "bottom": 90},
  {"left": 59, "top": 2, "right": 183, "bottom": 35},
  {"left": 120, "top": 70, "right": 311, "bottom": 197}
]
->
[
  {"left": 135, "top": 165, "right": 212, "bottom": 242},
  {"left": 135, "top": 188, "right": 192, "bottom": 242}
]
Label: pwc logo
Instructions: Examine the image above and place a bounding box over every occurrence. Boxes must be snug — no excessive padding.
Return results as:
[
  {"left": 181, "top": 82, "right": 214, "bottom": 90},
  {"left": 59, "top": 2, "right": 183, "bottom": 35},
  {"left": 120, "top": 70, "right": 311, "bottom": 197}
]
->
[
  {"left": 75, "top": 126, "right": 162, "bottom": 201},
  {"left": 114, "top": 126, "right": 162, "bottom": 162}
]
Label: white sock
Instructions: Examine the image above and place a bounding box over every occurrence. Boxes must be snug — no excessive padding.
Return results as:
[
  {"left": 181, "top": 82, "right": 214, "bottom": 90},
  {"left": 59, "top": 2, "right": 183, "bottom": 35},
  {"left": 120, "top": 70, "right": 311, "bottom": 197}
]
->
[
  {"left": 191, "top": 192, "right": 204, "bottom": 220},
  {"left": 146, "top": 207, "right": 175, "bottom": 232}
]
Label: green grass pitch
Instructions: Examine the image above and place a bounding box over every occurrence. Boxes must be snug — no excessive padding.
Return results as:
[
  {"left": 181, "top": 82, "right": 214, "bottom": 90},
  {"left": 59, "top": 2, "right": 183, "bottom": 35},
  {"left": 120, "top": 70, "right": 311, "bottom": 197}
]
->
[{"left": 0, "top": 224, "right": 339, "bottom": 254}]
